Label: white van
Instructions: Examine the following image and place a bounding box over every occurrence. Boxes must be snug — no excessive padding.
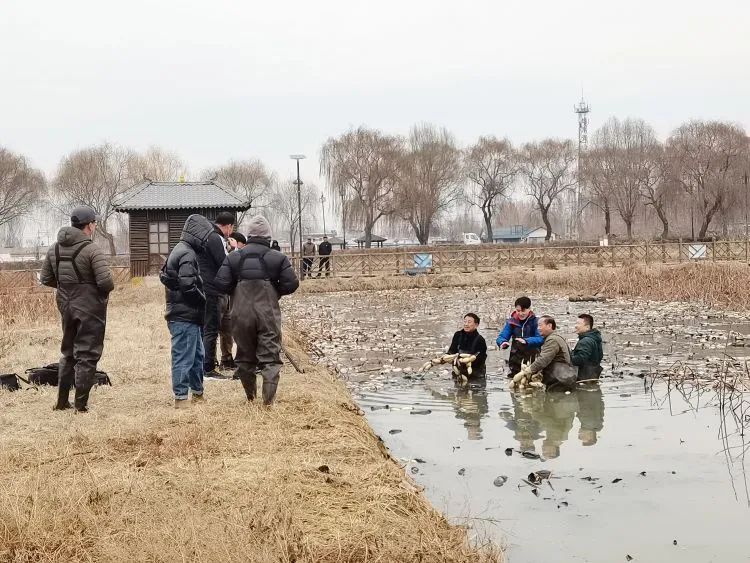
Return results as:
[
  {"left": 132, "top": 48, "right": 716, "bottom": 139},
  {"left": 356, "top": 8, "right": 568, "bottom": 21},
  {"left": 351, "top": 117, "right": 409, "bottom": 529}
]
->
[{"left": 463, "top": 232, "right": 481, "bottom": 245}]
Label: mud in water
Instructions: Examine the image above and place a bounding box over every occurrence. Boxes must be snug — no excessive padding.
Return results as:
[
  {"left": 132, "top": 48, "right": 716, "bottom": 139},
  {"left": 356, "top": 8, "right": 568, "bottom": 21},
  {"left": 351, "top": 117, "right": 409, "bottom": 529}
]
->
[{"left": 286, "top": 288, "right": 750, "bottom": 562}]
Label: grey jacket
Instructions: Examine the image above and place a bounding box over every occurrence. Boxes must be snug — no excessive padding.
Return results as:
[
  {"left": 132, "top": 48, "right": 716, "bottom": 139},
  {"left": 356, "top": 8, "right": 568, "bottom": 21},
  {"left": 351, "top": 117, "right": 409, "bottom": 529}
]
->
[
  {"left": 41, "top": 227, "right": 114, "bottom": 294},
  {"left": 528, "top": 332, "right": 570, "bottom": 375},
  {"left": 302, "top": 242, "right": 316, "bottom": 257}
]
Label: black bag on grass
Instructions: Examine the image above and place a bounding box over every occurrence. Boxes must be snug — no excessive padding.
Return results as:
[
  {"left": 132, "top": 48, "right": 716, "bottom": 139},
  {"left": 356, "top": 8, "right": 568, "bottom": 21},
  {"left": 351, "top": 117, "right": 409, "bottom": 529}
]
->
[
  {"left": 25, "top": 363, "right": 112, "bottom": 387},
  {"left": 26, "top": 364, "right": 59, "bottom": 386},
  {"left": 0, "top": 373, "right": 20, "bottom": 392}
]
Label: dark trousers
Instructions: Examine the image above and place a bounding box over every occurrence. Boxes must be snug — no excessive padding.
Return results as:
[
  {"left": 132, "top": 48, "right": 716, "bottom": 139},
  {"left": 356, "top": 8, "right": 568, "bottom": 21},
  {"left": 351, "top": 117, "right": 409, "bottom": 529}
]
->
[
  {"left": 219, "top": 295, "right": 234, "bottom": 362},
  {"left": 203, "top": 293, "right": 222, "bottom": 372},
  {"left": 55, "top": 285, "right": 107, "bottom": 410},
  {"left": 508, "top": 341, "right": 539, "bottom": 376},
  {"left": 302, "top": 258, "right": 313, "bottom": 279},
  {"left": 318, "top": 256, "right": 330, "bottom": 277},
  {"left": 233, "top": 280, "right": 283, "bottom": 404}
]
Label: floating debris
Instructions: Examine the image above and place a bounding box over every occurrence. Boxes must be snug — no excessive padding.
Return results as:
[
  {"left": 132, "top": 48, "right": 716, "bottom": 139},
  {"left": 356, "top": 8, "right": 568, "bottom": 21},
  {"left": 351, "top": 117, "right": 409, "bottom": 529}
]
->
[
  {"left": 410, "top": 409, "right": 432, "bottom": 415},
  {"left": 493, "top": 475, "right": 508, "bottom": 487},
  {"left": 458, "top": 468, "right": 466, "bottom": 476},
  {"left": 389, "top": 429, "right": 402, "bottom": 435}
]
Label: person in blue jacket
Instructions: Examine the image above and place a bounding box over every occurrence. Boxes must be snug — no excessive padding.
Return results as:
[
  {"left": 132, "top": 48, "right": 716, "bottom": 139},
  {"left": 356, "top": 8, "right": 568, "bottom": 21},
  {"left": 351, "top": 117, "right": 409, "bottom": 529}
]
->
[{"left": 496, "top": 296, "right": 544, "bottom": 377}]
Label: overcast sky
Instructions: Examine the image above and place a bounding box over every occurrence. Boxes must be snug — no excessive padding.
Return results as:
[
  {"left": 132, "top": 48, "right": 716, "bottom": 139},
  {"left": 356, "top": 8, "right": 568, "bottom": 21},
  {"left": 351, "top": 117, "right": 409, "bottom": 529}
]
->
[{"left": 2, "top": 0, "right": 749, "bottom": 186}]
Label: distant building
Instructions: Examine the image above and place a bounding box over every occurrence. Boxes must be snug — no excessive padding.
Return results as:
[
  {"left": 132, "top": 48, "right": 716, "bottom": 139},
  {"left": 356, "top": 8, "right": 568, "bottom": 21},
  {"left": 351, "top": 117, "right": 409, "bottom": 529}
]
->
[
  {"left": 491, "top": 225, "right": 557, "bottom": 244},
  {"left": 114, "top": 180, "right": 250, "bottom": 276}
]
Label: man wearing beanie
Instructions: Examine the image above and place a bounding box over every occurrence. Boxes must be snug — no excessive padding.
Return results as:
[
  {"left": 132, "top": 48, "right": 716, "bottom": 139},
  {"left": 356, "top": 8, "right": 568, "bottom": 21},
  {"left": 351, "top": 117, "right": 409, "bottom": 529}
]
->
[
  {"left": 214, "top": 215, "right": 299, "bottom": 404},
  {"left": 41, "top": 205, "right": 114, "bottom": 413}
]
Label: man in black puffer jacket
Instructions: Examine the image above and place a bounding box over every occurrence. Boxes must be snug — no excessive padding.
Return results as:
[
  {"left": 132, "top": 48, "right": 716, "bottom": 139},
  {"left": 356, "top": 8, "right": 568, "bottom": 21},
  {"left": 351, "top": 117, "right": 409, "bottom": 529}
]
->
[
  {"left": 160, "top": 214, "right": 212, "bottom": 408},
  {"left": 214, "top": 215, "right": 299, "bottom": 404},
  {"left": 198, "top": 211, "right": 234, "bottom": 379}
]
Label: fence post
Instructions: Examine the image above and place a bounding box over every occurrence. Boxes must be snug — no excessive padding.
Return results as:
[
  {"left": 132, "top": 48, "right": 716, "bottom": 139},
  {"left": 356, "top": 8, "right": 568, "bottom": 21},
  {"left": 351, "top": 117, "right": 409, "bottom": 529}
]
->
[
  {"left": 496, "top": 247, "right": 501, "bottom": 271},
  {"left": 645, "top": 241, "right": 649, "bottom": 265},
  {"left": 746, "top": 238, "right": 749, "bottom": 265},
  {"left": 662, "top": 242, "right": 666, "bottom": 263},
  {"left": 463, "top": 250, "right": 469, "bottom": 273},
  {"left": 611, "top": 245, "right": 616, "bottom": 267},
  {"left": 473, "top": 250, "right": 478, "bottom": 272},
  {"left": 679, "top": 238, "right": 683, "bottom": 262},
  {"left": 711, "top": 237, "right": 716, "bottom": 262},
  {"left": 577, "top": 243, "right": 582, "bottom": 267}
]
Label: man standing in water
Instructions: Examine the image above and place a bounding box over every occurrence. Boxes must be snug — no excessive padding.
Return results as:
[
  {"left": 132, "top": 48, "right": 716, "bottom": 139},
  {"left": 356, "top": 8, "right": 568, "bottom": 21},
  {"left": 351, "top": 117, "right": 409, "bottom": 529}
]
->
[
  {"left": 41, "top": 206, "right": 113, "bottom": 413},
  {"left": 496, "top": 296, "right": 544, "bottom": 377},
  {"left": 571, "top": 313, "right": 604, "bottom": 381},
  {"left": 448, "top": 313, "right": 488, "bottom": 380}
]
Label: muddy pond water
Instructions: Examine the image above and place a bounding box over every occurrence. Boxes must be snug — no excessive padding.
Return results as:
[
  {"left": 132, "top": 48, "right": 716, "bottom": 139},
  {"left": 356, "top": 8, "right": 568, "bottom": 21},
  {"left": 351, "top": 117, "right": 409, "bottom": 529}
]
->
[{"left": 286, "top": 288, "right": 750, "bottom": 563}]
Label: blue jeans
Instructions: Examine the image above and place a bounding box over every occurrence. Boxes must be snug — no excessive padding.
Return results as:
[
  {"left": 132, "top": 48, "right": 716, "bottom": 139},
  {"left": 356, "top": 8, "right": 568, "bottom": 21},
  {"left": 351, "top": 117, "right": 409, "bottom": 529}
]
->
[{"left": 168, "top": 321, "right": 205, "bottom": 400}]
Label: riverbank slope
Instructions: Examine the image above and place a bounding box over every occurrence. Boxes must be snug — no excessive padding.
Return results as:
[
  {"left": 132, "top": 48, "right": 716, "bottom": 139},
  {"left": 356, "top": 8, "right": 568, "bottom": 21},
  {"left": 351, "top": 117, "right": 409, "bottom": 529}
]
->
[{"left": 0, "top": 285, "right": 499, "bottom": 562}]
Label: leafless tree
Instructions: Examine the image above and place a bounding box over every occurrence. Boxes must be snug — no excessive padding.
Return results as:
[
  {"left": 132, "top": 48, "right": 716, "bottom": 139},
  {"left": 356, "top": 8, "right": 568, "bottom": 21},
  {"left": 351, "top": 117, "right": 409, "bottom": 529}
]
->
[
  {"left": 202, "top": 159, "right": 276, "bottom": 225},
  {"left": 53, "top": 143, "right": 139, "bottom": 255},
  {"left": 0, "top": 147, "right": 46, "bottom": 230},
  {"left": 130, "top": 146, "right": 187, "bottom": 182},
  {"left": 667, "top": 120, "right": 748, "bottom": 239},
  {"left": 464, "top": 136, "right": 518, "bottom": 241},
  {"left": 519, "top": 139, "right": 577, "bottom": 241},
  {"left": 639, "top": 143, "right": 673, "bottom": 239},
  {"left": 268, "top": 179, "right": 318, "bottom": 253},
  {"left": 395, "top": 124, "right": 462, "bottom": 245},
  {"left": 320, "top": 126, "right": 402, "bottom": 248},
  {"left": 580, "top": 145, "right": 615, "bottom": 238}
]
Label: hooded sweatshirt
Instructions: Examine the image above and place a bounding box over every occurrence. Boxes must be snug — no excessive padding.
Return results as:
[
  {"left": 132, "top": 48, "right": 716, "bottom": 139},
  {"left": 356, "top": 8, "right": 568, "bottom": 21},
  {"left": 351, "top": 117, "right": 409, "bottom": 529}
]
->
[
  {"left": 160, "top": 214, "right": 212, "bottom": 324},
  {"left": 40, "top": 226, "right": 114, "bottom": 294}
]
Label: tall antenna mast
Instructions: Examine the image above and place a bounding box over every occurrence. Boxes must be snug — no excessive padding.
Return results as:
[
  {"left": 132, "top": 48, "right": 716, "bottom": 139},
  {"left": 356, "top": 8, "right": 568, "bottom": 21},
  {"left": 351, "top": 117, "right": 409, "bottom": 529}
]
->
[{"left": 572, "top": 95, "right": 591, "bottom": 239}]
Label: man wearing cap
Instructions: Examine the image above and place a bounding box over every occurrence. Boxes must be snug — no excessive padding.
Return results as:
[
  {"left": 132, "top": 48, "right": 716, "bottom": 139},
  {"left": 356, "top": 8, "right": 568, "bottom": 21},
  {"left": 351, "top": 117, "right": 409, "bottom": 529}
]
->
[
  {"left": 41, "top": 206, "right": 114, "bottom": 412},
  {"left": 219, "top": 232, "right": 246, "bottom": 370},
  {"left": 214, "top": 215, "right": 299, "bottom": 405}
]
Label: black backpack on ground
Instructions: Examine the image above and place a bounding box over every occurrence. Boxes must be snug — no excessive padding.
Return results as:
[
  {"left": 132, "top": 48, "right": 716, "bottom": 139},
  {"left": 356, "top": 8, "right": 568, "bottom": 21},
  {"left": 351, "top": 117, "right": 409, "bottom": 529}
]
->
[
  {"left": 25, "top": 363, "right": 112, "bottom": 387},
  {"left": 0, "top": 374, "right": 20, "bottom": 392}
]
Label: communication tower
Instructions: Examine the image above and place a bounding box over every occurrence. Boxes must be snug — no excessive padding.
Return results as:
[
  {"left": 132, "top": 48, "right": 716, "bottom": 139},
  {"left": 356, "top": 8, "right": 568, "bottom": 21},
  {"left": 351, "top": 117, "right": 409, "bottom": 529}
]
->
[{"left": 571, "top": 96, "right": 591, "bottom": 239}]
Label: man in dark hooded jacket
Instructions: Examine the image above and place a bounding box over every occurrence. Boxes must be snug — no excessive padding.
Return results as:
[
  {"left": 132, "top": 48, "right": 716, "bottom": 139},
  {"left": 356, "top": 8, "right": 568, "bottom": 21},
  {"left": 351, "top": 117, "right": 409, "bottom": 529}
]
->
[
  {"left": 198, "top": 211, "right": 234, "bottom": 379},
  {"left": 41, "top": 206, "right": 114, "bottom": 412},
  {"left": 160, "top": 214, "right": 212, "bottom": 408},
  {"left": 214, "top": 215, "right": 299, "bottom": 404},
  {"left": 571, "top": 314, "right": 604, "bottom": 381}
]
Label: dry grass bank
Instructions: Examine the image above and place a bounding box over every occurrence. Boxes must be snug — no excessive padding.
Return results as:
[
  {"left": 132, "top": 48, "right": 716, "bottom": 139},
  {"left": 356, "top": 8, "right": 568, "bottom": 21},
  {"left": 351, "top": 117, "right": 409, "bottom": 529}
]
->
[
  {"left": 299, "top": 262, "right": 750, "bottom": 309},
  {"left": 0, "top": 285, "right": 499, "bottom": 563}
]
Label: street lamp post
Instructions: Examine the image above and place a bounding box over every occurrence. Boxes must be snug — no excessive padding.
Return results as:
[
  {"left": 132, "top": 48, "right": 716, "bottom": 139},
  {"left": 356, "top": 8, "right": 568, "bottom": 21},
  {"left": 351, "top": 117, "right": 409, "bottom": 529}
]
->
[
  {"left": 320, "top": 193, "right": 327, "bottom": 236},
  {"left": 290, "top": 154, "right": 306, "bottom": 273}
]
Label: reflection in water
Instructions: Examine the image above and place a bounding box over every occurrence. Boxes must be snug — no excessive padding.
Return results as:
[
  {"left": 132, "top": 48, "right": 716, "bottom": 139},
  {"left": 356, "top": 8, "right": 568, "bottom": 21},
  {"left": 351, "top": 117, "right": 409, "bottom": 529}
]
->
[
  {"left": 430, "top": 380, "right": 489, "bottom": 440},
  {"left": 506, "top": 387, "right": 605, "bottom": 458}
]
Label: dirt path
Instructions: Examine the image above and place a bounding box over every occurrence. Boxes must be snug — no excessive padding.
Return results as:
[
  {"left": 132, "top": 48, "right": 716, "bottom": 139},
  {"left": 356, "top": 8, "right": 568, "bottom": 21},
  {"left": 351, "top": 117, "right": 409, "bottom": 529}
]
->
[{"left": 0, "top": 285, "right": 499, "bottom": 562}]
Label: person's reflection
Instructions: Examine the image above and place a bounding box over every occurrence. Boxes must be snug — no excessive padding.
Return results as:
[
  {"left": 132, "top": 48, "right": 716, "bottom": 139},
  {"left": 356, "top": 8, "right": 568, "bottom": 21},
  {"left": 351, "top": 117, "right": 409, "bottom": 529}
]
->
[
  {"left": 529, "top": 391, "right": 579, "bottom": 459},
  {"left": 501, "top": 392, "right": 544, "bottom": 453},
  {"left": 576, "top": 385, "right": 605, "bottom": 446},
  {"left": 428, "top": 380, "right": 489, "bottom": 440}
]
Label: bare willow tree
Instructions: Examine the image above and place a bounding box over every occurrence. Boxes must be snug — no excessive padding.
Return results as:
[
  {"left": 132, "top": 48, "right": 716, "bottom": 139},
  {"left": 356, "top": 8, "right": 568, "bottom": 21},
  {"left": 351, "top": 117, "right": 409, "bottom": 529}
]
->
[
  {"left": 464, "top": 136, "right": 517, "bottom": 241},
  {"left": 0, "top": 147, "right": 46, "bottom": 230},
  {"left": 53, "top": 143, "right": 139, "bottom": 255},
  {"left": 639, "top": 143, "right": 672, "bottom": 239},
  {"left": 395, "top": 124, "right": 462, "bottom": 245},
  {"left": 519, "top": 139, "right": 577, "bottom": 241},
  {"left": 130, "top": 146, "right": 187, "bottom": 182},
  {"left": 268, "top": 179, "right": 318, "bottom": 253},
  {"left": 580, "top": 145, "right": 616, "bottom": 238},
  {"left": 203, "top": 159, "right": 276, "bottom": 225},
  {"left": 667, "top": 120, "right": 748, "bottom": 239},
  {"left": 320, "top": 126, "right": 402, "bottom": 248}
]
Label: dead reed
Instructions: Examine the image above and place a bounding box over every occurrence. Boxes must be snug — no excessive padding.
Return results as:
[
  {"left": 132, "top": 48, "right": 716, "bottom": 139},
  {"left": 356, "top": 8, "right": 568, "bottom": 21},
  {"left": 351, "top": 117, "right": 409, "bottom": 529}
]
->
[
  {"left": 300, "top": 263, "right": 750, "bottom": 310},
  {"left": 0, "top": 284, "right": 499, "bottom": 563}
]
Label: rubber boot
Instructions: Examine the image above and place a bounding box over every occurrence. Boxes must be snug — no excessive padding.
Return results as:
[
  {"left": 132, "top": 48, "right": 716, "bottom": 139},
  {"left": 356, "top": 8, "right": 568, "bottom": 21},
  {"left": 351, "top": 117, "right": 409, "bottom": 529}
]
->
[
  {"left": 239, "top": 371, "right": 257, "bottom": 401},
  {"left": 74, "top": 386, "right": 92, "bottom": 413},
  {"left": 262, "top": 381, "right": 278, "bottom": 405},
  {"left": 54, "top": 385, "right": 73, "bottom": 411}
]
